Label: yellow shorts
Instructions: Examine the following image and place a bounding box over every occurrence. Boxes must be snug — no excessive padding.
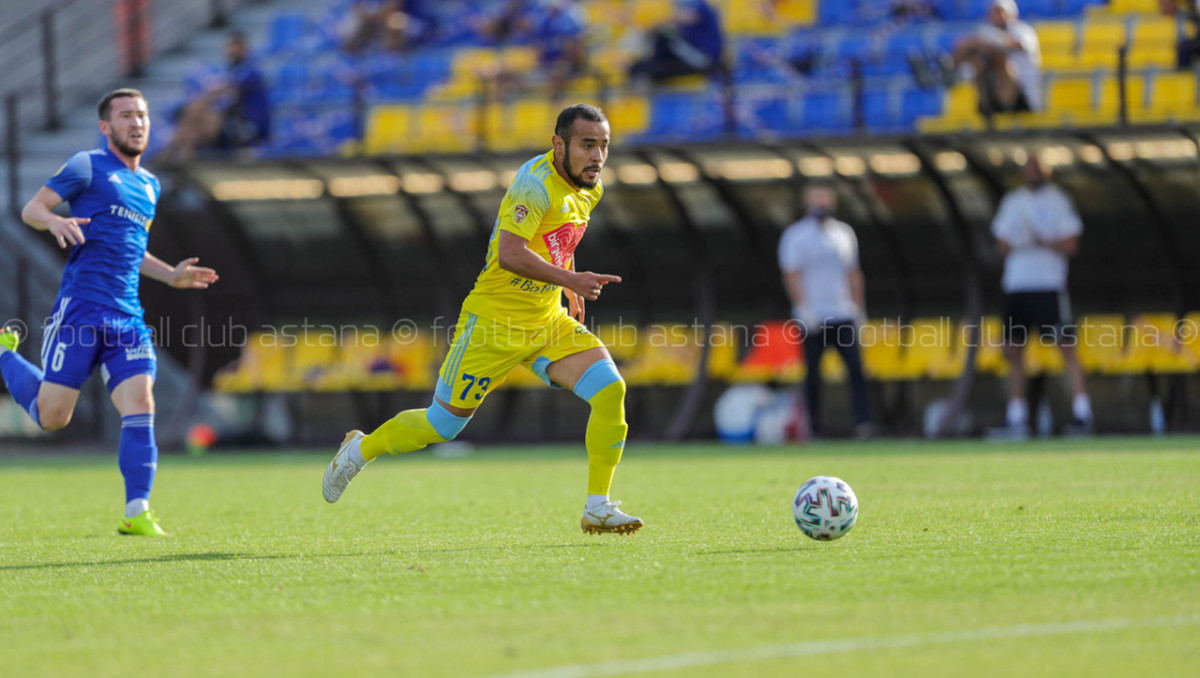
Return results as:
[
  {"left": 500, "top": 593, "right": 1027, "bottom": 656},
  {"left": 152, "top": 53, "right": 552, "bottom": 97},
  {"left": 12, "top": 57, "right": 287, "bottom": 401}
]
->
[{"left": 433, "top": 309, "right": 605, "bottom": 408}]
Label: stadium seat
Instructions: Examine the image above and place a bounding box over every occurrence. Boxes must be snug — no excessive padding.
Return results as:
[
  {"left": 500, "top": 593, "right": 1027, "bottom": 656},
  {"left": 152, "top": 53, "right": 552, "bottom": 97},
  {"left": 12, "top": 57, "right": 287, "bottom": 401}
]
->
[
  {"left": 1097, "top": 74, "right": 1147, "bottom": 115},
  {"left": 1147, "top": 71, "right": 1198, "bottom": 115},
  {"left": 1047, "top": 77, "right": 1094, "bottom": 114},
  {"left": 1076, "top": 315, "right": 1129, "bottom": 374},
  {"left": 1127, "top": 17, "right": 1179, "bottom": 69},
  {"left": 1037, "top": 21, "right": 1079, "bottom": 71},
  {"left": 632, "top": 0, "right": 674, "bottom": 29},
  {"left": 1077, "top": 20, "right": 1126, "bottom": 70}
]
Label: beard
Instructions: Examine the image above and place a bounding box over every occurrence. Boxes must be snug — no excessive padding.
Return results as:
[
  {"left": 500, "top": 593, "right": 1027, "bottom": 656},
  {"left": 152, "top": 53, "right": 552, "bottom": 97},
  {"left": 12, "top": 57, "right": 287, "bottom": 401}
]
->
[
  {"left": 564, "top": 152, "right": 600, "bottom": 189},
  {"left": 113, "top": 132, "right": 146, "bottom": 158}
]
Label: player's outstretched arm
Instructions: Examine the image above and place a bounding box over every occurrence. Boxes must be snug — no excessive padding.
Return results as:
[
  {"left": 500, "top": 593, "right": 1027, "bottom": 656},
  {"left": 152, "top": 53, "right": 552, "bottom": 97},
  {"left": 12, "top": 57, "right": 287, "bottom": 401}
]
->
[
  {"left": 141, "top": 253, "right": 220, "bottom": 289},
  {"left": 21, "top": 187, "right": 89, "bottom": 249},
  {"left": 497, "top": 231, "right": 619, "bottom": 302}
]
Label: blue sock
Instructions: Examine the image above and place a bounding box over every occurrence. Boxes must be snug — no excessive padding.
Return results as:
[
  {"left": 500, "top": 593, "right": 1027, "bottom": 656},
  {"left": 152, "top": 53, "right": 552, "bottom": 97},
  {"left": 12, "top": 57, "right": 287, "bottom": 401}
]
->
[
  {"left": 119, "top": 414, "right": 158, "bottom": 504},
  {"left": 0, "top": 350, "right": 44, "bottom": 427}
]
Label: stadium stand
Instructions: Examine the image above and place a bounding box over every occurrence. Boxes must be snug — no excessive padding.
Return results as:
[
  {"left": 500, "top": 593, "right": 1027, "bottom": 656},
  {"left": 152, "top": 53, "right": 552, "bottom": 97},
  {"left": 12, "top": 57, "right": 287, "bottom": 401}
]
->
[{"left": 153, "top": 0, "right": 1200, "bottom": 158}]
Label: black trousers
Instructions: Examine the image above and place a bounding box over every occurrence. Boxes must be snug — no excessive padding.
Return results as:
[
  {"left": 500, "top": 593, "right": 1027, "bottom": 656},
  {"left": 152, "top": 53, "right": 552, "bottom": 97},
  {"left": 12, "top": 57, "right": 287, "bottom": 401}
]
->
[{"left": 802, "top": 321, "right": 872, "bottom": 433}]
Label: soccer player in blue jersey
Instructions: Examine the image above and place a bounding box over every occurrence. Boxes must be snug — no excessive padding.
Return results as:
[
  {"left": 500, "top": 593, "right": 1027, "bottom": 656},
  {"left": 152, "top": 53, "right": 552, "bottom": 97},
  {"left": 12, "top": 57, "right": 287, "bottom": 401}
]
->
[{"left": 0, "top": 89, "right": 219, "bottom": 536}]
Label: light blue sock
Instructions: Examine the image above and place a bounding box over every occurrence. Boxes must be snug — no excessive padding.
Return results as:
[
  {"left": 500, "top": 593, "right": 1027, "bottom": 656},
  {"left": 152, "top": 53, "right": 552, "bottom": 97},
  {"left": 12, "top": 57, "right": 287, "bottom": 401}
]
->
[
  {"left": 0, "top": 350, "right": 44, "bottom": 427},
  {"left": 119, "top": 414, "right": 158, "bottom": 503}
]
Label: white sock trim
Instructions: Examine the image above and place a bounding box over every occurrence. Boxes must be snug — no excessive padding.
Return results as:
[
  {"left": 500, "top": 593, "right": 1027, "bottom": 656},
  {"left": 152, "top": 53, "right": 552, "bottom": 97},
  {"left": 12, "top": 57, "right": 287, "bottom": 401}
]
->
[
  {"left": 346, "top": 437, "right": 368, "bottom": 468},
  {"left": 125, "top": 498, "right": 149, "bottom": 518},
  {"left": 586, "top": 494, "right": 610, "bottom": 510}
]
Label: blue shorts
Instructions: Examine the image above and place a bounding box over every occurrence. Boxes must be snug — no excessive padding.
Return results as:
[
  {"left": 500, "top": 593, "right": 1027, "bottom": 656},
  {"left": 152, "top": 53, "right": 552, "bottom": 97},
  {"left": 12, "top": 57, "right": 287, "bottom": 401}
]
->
[{"left": 40, "top": 296, "right": 157, "bottom": 393}]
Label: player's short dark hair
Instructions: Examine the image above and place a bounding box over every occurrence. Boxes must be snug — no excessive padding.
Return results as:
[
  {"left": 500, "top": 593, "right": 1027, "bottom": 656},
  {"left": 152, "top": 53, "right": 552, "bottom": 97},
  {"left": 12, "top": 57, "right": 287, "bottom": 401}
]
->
[
  {"left": 98, "top": 88, "right": 145, "bottom": 120},
  {"left": 555, "top": 104, "right": 608, "bottom": 142}
]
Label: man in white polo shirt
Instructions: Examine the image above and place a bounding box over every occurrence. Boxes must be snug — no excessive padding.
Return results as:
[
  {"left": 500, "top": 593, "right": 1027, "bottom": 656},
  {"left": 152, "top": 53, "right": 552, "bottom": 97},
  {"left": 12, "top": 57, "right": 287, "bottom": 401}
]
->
[
  {"left": 778, "top": 183, "right": 872, "bottom": 439},
  {"left": 992, "top": 153, "right": 1092, "bottom": 436}
]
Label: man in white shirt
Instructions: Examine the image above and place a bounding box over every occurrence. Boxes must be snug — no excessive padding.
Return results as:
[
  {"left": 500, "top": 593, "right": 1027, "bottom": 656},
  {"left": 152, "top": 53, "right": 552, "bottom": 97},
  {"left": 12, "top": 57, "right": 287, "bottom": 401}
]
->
[
  {"left": 778, "top": 184, "right": 872, "bottom": 438},
  {"left": 953, "top": 0, "right": 1042, "bottom": 113},
  {"left": 991, "top": 153, "right": 1092, "bottom": 435}
]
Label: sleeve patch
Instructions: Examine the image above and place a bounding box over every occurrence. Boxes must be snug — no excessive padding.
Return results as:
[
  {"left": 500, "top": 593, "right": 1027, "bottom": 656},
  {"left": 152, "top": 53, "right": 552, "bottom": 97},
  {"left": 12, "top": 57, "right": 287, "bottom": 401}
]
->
[{"left": 514, "top": 204, "right": 529, "bottom": 223}]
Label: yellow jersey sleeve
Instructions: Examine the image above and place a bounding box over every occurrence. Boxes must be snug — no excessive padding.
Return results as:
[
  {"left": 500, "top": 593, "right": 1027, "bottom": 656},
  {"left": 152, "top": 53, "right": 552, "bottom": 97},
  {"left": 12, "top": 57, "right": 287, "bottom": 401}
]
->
[{"left": 497, "top": 171, "right": 552, "bottom": 241}]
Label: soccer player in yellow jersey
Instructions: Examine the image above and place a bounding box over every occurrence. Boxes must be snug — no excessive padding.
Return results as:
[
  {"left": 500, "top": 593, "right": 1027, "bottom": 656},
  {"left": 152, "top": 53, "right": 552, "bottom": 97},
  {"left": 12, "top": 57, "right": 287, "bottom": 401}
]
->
[{"left": 323, "top": 104, "right": 642, "bottom": 534}]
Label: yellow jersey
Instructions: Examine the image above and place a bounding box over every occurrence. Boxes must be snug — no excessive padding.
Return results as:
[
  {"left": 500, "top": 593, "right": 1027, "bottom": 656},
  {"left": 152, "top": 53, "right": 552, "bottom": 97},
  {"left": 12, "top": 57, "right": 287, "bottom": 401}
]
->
[{"left": 461, "top": 150, "right": 603, "bottom": 328}]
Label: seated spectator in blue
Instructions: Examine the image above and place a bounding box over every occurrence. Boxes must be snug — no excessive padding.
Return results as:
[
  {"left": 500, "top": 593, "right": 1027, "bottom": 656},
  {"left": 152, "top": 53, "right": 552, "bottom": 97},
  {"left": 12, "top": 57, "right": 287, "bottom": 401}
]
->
[
  {"left": 535, "top": 0, "right": 588, "bottom": 99},
  {"left": 629, "top": 0, "right": 725, "bottom": 84},
  {"left": 343, "top": 0, "right": 432, "bottom": 53},
  {"left": 1160, "top": 0, "right": 1200, "bottom": 69},
  {"left": 164, "top": 31, "right": 270, "bottom": 162},
  {"left": 478, "top": 0, "right": 538, "bottom": 46}
]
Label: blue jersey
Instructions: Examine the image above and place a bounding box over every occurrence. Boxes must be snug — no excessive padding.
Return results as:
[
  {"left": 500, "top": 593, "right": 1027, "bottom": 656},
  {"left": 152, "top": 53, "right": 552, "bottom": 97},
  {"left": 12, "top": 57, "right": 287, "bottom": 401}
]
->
[{"left": 45, "top": 146, "right": 161, "bottom": 318}]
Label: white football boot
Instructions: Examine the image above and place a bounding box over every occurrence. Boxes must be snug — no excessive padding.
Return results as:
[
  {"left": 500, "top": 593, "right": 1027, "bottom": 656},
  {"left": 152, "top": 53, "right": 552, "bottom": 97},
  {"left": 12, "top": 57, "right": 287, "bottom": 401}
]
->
[
  {"left": 580, "top": 500, "right": 644, "bottom": 535},
  {"left": 323, "top": 430, "right": 366, "bottom": 503}
]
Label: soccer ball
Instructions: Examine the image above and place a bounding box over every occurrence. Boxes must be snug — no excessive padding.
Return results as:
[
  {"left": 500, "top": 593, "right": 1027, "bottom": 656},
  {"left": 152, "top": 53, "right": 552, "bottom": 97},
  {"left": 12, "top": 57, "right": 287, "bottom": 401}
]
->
[{"left": 793, "top": 476, "right": 858, "bottom": 541}]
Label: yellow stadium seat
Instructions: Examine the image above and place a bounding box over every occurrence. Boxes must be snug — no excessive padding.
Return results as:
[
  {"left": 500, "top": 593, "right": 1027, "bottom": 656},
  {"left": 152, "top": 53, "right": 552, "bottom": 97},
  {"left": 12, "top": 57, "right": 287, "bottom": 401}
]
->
[
  {"left": 621, "top": 325, "right": 701, "bottom": 386},
  {"left": 1047, "top": 77, "right": 1093, "bottom": 113},
  {"left": 917, "top": 114, "right": 985, "bottom": 133},
  {"left": 510, "top": 98, "right": 556, "bottom": 150},
  {"left": 819, "top": 349, "right": 846, "bottom": 382},
  {"left": 1024, "top": 339, "right": 1064, "bottom": 375},
  {"left": 1037, "top": 21, "right": 1077, "bottom": 54},
  {"left": 416, "top": 104, "right": 475, "bottom": 154},
  {"left": 945, "top": 83, "right": 979, "bottom": 118},
  {"left": 500, "top": 46, "right": 539, "bottom": 74},
  {"left": 1149, "top": 71, "right": 1198, "bottom": 113},
  {"left": 1126, "top": 314, "right": 1200, "bottom": 373},
  {"left": 291, "top": 332, "right": 339, "bottom": 391},
  {"left": 1126, "top": 46, "right": 1177, "bottom": 68},
  {"left": 633, "top": 0, "right": 673, "bottom": 28},
  {"left": 594, "top": 324, "right": 640, "bottom": 362},
  {"left": 364, "top": 105, "right": 412, "bottom": 156},
  {"left": 1131, "top": 16, "right": 1178, "bottom": 44},
  {"left": 725, "top": 0, "right": 777, "bottom": 35},
  {"left": 606, "top": 94, "right": 650, "bottom": 135},
  {"left": 1108, "top": 0, "right": 1164, "bottom": 13},
  {"left": 1076, "top": 315, "right": 1129, "bottom": 374},
  {"left": 1098, "top": 74, "right": 1147, "bottom": 113},
  {"left": 1077, "top": 21, "right": 1126, "bottom": 69},
  {"left": 860, "top": 321, "right": 904, "bottom": 380},
  {"left": 776, "top": 0, "right": 816, "bottom": 26},
  {"left": 973, "top": 317, "right": 1009, "bottom": 376},
  {"left": 452, "top": 48, "right": 500, "bottom": 80}
]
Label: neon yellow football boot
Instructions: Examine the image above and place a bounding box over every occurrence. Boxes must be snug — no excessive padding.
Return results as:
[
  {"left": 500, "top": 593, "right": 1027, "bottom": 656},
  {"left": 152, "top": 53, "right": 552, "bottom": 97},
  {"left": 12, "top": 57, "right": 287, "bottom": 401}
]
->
[
  {"left": 118, "top": 510, "right": 171, "bottom": 536},
  {"left": 0, "top": 326, "right": 19, "bottom": 353}
]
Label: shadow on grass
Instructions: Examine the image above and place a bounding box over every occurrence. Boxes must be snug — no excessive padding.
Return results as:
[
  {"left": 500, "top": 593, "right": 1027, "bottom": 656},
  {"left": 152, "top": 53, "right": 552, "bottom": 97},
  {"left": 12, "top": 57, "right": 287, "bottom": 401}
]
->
[
  {"left": 3, "top": 543, "right": 600, "bottom": 571},
  {"left": 0, "top": 552, "right": 293, "bottom": 571},
  {"left": 693, "top": 546, "right": 809, "bottom": 556}
]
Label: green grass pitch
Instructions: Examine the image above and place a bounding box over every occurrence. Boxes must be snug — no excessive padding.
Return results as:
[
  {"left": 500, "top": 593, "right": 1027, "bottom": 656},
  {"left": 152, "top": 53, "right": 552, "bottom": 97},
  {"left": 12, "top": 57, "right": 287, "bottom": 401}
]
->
[{"left": 2, "top": 437, "right": 1198, "bottom": 677}]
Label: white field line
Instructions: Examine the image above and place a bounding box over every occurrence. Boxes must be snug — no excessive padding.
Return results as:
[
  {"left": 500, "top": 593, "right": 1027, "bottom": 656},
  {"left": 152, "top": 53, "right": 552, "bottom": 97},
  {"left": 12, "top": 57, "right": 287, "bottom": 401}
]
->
[{"left": 481, "top": 614, "right": 1200, "bottom": 678}]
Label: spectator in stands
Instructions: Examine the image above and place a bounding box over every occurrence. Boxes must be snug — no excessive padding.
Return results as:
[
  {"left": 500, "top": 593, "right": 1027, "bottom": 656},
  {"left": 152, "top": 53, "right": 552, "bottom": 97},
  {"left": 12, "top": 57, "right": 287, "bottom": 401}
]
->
[
  {"left": 629, "top": 0, "right": 725, "bottom": 84},
  {"left": 165, "top": 31, "right": 270, "bottom": 163},
  {"left": 1159, "top": 0, "right": 1200, "bottom": 69},
  {"left": 778, "top": 184, "right": 873, "bottom": 439},
  {"left": 479, "top": 0, "right": 538, "bottom": 46},
  {"left": 535, "top": 0, "right": 588, "bottom": 99},
  {"left": 343, "top": 0, "right": 431, "bottom": 53},
  {"left": 991, "top": 153, "right": 1092, "bottom": 437},
  {"left": 951, "top": 0, "right": 1041, "bottom": 114}
]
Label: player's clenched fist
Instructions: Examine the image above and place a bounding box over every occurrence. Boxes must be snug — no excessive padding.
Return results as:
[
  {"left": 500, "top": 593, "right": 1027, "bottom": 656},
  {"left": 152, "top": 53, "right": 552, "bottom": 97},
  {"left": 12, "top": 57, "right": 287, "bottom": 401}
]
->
[{"left": 49, "top": 216, "right": 89, "bottom": 248}]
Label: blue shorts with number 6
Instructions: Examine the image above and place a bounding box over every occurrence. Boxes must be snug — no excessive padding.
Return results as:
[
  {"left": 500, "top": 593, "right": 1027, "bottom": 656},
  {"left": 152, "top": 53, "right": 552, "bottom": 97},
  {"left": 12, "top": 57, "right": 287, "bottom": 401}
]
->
[{"left": 40, "top": 296, "right": 157, "bottom": 393}]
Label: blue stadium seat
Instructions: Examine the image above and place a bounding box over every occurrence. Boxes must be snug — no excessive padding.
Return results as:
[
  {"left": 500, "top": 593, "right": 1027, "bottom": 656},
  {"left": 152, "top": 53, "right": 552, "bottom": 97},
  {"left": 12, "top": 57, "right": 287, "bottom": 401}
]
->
[{"left": 267, "top": 13, "right": 312, "bottom": 56}]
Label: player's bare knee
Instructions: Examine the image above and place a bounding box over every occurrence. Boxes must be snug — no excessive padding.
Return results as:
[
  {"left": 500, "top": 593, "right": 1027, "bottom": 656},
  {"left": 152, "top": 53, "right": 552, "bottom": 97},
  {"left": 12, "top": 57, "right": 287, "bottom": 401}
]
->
[{"left": 38, "top": 403, "right": 73, "bottom": 431}]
